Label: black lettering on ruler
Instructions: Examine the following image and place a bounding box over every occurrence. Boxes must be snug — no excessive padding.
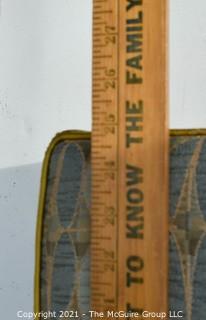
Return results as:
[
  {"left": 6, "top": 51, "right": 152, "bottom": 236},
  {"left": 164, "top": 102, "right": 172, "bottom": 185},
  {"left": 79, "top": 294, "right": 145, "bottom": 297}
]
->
[
  {"left": 127, "top": 0, "right": 143, "bottom": 11},
  {"left": 126, "top": 164, "right": 144, "bottom": 239},
  {"left": 126, "top": 255, "right": 144, "bottom": 286},
  {"left": 126, "top": 5, "right": 143, "bottom": 84},
  {"left": 126, "top": 100, "right": 143, "bottom": 148}
]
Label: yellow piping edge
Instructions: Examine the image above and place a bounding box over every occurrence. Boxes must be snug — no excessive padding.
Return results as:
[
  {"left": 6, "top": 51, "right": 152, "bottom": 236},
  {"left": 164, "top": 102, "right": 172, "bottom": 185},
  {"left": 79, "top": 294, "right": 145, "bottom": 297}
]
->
[
  {"left": 34, "top": 128, "right": 206, "bottom": 312},
  {"left": 34, "top": 130, "right": 90, "bottom": 313},
  {"left": 170, "top": 129, "right": 206, "bottom": 136}
]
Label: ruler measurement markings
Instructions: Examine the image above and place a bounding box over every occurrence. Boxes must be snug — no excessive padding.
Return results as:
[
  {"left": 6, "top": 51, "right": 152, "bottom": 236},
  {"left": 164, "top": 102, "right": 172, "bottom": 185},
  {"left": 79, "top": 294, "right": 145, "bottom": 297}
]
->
[
  {"left": 93, "top": 16, "right": 103, "bottom": 21},
  {"left": 92, "top": 98, "right": 101, "bottom": 102},
  {"left": 93, "top": 44, "right": 107, "bottom": 48},
  {"left": 92, "top": 178, "right": 105, "bottom": 182},
  {"left": 93, "top": 55, "right": 112, "bottom": 59},
  {"left": 93, "top": 225, "right": 107, "bottom": 230},
  {"left": 93, "top": 21, "right": 106, "bottom": 26},
  {"left": 92, "top": 134, "right": 106, "bottom": 138},
  {"left": 92, "top": 150, "right": 104, "bottom": 155},
  {"left": 92, "top": 194, "right": 106, "bottom": 199},
  {"left": 92, "top": 161, "right": 108, "bottom": 169},
  {"left": 93, "top": 36, "right": 101, "bottom": 42},
  {"left": 93, "top": 6, "right": 103, "bottom": 10},
  {"left": 94, "top": 33, "right": 118, "bottom": 37},
  {"left": 92, "top": 75, "right": 101, "bottom": 79},
  {"left": 91, "top": 236, "right": 112, "bottom": 241},
  {"left": 92, "top": 0, "right": 118, "bottom": 314},
  {"left": 91, "top": 282, "right": 111, "bottom": 287},
  {"left": 91, "top": 0, "right": 168, "bottom": 316},
  {"left": 92, "top": 167, "right": 118, "bottom": 172},
  {"left": 91, "top": 276, "right": 104, "bottom": 281},
  {"left": 93, "top": 145, "right": 112, "bottom": 149},
  {"left": 93, "top": 54, "right": 101, "bottom": 57},
  {"left": 90, "top": 209, "right": 102, "bottom": 214},
  {"left": 90, "top": 247, "right": 109, "bottom": 251},
  {"left": 93, "top": 62, "right": 102, "bottom": 66},
  {"left": 90, "top": 251, "right": 105, "bottom": 256},
  {"left": 93, "top": 99, "right": 112, "bottom": 103},
  {"left": 90, "top": 266, "right": 115, "bottom": 271},
  {"left": 91, "top": 242, "right": 104, "bottom": 247},
  {"left": 92, "top": 117, "right": 101, "bottom": 122},
  {"left": 93, "top": 122, "right": 118, "bottom": 126},
  {"left": 92, "top": 73, "right": 103, "bottom": 77},
  {"left": 93, "top": 39, "right": 103, "bottom": 44},
  {"left": 93, "top": 77, "right": 117, "bottom": 81},
  {"left": 94, "top": 0, "right": 108, "bottom": 3},
  {"left": 90, "top": 293, "right": 105, "bottom": 298},
  {"left": 92, "top": 129, "right": 102, "bottom": 134},
  {"left": 92, "top": 159, "right": 116, "bottom": 164},
  {"left": 93, "top": 66, "right": 106, "bottom": 70},
  {"left": 92, "top": 202, "right": 106, "bottom": 206},
  {"left": 91, "top": 220, "right": 104, "bottom": 225},
  {"left": 91, "top": 190, "right": 111, "bottom": 195},
  {"left": 93, "top": 89, "right": 105, "bottom": 93},
  {"left": 91, "top": 218, "right": 102, "bottom": 223},
  {"left": 91, "top": 213, "right": 110, "bottom": 218},
  {"left": 93, "top": 10, "right": 112, "bottom": 14}
]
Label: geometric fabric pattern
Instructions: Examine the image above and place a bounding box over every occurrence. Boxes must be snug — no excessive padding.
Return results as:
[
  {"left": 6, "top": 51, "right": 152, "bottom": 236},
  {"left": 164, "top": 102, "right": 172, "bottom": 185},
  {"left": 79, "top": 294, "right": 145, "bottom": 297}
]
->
[
  {"left": 34, "top": 131, "right": 91, "bottom": 320},
  {"left": 169, "top": 134, "right": 206, "bottom": 320},
  {"left": 35, "top": 130, "right": 206, "bottom": 320}
]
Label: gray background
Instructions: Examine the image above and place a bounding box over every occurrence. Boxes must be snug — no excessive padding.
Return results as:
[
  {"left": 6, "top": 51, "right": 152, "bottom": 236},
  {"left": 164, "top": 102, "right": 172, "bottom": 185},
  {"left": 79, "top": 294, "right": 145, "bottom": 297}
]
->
[{"left": 0, "top": 0, "right": 206, "bottom": 318}]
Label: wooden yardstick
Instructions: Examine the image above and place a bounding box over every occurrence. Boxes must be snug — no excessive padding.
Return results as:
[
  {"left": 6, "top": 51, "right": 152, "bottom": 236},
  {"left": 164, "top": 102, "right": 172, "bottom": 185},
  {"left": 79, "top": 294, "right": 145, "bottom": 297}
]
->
[{"left": 91, "top": 0, "right": 168, "bottom": 317}]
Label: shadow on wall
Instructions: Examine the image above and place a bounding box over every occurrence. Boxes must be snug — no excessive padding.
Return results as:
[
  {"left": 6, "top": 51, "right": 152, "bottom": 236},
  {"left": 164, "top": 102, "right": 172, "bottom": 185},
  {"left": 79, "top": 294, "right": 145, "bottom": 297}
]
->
[{"left": 0, "top": 163, "right": 42, "bottom": 318}]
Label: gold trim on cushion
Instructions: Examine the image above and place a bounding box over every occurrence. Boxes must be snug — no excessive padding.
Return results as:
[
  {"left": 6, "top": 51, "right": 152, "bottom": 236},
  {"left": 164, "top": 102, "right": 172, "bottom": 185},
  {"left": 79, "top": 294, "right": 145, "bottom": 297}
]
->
[
  {"left": 170, "top": 129, "right": 206, "bottom": 136},
  {"left": 34, "top": 130, "right": 90, "bottom": 313},
  {"left": 34, "top": 128, "right": 206, "bottom": 313}
]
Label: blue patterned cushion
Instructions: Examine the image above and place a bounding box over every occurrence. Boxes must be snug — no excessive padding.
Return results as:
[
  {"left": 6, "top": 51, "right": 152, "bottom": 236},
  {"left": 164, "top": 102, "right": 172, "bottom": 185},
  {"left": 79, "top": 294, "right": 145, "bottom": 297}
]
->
[
  {"left": 35, "top": 132, "right": 206, "bottom": 320},
  {"left": 170, "top": 135, "right": 206, "bottom": 319},
  {"left": 35, "top": 133, "right": 91, "bottom": 319}
]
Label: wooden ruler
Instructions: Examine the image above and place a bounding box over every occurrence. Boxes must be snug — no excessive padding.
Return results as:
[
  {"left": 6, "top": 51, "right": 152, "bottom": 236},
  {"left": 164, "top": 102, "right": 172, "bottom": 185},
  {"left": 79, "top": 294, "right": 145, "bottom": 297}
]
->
[{"left": 91, "top": 0, "right": 168, "bottom": 317}]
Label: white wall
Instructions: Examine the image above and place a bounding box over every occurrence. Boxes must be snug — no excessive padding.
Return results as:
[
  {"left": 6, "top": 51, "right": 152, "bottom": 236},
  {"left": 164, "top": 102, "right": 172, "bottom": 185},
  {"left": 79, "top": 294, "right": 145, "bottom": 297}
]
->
[
  {"left": 0, "top": 0, "right": 206, "bottom": 318},
  {"left": 0, "top": 0, "right": 92, "bottom": 169},
  {"left": 1, "top": 0, "right": 206, "bottom": 170},
  {"left": 0, "top": 163, "right": 41, "bottom": 319},
  {"left": 0, "top": 1, "right": 92, "bottom": 318},
  {"left": 170, "top": 0, "right": 206, "bottom": 128}
]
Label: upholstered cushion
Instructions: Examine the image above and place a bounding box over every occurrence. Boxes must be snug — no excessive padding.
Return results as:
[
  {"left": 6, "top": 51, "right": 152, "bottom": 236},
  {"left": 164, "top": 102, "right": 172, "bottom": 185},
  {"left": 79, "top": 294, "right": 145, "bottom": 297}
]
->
[
  {"left": 34, "top": 131, "right": 91, "bottom": 319},
  {"left": 35, "top": 130, "right": 206, "bottom": 319},
  {"left": 169, "top": 133, "right": 206, "bottom": 319}
]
